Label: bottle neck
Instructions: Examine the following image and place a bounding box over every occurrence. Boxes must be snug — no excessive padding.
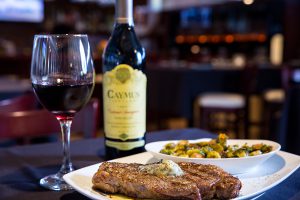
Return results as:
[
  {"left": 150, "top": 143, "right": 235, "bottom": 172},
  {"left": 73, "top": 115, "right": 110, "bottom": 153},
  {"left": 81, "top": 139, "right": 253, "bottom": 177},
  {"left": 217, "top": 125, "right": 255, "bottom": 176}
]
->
[{"left": 115, "top": 0, "right": 134, "bottom": 26}]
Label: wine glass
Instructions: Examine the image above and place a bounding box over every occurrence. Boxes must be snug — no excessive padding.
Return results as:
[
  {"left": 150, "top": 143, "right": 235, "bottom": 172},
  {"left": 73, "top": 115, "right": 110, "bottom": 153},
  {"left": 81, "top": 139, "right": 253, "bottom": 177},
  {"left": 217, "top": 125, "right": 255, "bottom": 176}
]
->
[{"left": 30, "top": 34, "right": 95, "bottom": 190}]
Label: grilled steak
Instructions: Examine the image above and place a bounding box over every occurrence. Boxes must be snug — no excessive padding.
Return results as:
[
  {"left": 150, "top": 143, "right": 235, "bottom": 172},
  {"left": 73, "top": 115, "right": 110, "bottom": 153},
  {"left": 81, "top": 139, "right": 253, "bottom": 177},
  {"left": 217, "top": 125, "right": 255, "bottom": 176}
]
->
[
  {"left": 92, "top": 161, "right": 241, "bottom": 200},
  {"left": 178, "top": 162, "right": 241, "bottom": 199},
  {"left": 93, "top": 162, "right": 201, "bottom": 200}
]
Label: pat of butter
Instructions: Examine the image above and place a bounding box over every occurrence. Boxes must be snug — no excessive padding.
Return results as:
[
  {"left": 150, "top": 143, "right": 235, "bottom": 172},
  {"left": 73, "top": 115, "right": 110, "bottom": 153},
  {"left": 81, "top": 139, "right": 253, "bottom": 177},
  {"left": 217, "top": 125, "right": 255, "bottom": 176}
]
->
[{"left": 139, "top": 160, "right": 184, "bottom": 176}]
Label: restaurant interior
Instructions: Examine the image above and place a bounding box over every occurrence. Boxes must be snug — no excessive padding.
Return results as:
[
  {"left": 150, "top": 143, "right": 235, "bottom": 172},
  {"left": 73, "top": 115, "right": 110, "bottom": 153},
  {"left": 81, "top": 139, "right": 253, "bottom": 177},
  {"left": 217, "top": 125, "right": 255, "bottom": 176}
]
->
[
  {"left": 0, "top": 0, "right": 300, "bottom": 199},
  {"left": 0, "top": 0, "right": 300, "bottom": 153}
]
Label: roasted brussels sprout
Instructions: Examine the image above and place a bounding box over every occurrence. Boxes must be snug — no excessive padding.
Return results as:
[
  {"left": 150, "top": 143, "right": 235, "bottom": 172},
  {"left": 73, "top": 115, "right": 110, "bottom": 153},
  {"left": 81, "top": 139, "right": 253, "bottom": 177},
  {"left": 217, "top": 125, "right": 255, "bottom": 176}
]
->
[
  {"left": 210, "top": 143, "right": 224, "bottom": 153},
  {"left": 216, "top": 133, "right": 228, "bottom": 146},
  {"left": 160, "top": 149, "right": 173, "bottom": 155},
  {"left": 178, "top": 154, "right": 189, "bottom": 158},
  {"left": 226, "top": 151, "right": 235, "bottom": 158},
  {"left": 190, "top": 152, "right": 205, "bottom": 158},
  {"left": 159, "top": 133, "right": 273, "bottom": 158},
  {"left": 207, "top": 151, "right": 221, "bottom": 158},
  {"left": 235, "top": 149, "right": 248, "bottom": 157},
  {"left": 249, "top": 150, "right": 262, "bottom": 156},
  {"left": 252, "top": 143, "right": 263, "bottom": 150},
  {"left": 201, "top": 146, "right": 213, "bottom": 155},
  {"left": 261, "top": 144, "right": 272, "bottom": 153},
  {"left": 165, "top": 143, "right": 176, "bottom": 149},
  {"left": 178, "top": 140, "right": 189, "bottom": 146}
]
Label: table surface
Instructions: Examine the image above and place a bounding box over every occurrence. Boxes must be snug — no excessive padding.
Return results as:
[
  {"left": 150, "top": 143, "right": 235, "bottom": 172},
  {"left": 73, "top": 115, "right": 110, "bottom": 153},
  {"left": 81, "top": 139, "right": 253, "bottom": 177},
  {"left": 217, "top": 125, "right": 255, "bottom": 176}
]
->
[{"left": 0, "top": 128, "right": 299, "bottom": 200}]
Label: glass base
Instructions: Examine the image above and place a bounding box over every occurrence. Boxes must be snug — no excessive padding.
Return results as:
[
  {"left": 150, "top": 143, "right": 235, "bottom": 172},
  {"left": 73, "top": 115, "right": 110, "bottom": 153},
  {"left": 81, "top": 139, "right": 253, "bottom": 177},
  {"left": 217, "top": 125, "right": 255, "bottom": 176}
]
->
[{"left": 40, "top": 173, "right": 73, "bottom": 191}]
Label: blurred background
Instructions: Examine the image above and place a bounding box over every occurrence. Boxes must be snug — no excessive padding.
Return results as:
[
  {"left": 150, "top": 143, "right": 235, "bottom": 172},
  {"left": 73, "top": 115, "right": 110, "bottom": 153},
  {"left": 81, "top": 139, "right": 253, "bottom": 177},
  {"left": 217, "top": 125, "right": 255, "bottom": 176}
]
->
[{"left": 0, "top": 0, "right": 299, "bottom": 154}]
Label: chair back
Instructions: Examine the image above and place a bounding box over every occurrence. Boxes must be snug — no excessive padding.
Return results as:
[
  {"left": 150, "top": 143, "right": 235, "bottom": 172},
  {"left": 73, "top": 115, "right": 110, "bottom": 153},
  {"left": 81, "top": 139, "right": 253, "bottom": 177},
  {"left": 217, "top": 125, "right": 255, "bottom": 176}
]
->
[
  {"left": 0, "top": 92, "right": 38, "bottom": 112},
  {"left": 0, "top": 93, "right": 100, "bottom": 142},
  {"left": 0, "top": 109, "right": 59, "bottom": 139}
]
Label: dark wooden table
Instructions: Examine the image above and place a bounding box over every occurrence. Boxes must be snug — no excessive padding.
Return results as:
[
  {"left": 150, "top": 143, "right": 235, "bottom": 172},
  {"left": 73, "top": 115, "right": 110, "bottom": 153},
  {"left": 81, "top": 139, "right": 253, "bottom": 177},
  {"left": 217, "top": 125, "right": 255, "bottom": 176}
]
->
[{"left": 0, "top": 128, "right": 299, "bottom": 200}]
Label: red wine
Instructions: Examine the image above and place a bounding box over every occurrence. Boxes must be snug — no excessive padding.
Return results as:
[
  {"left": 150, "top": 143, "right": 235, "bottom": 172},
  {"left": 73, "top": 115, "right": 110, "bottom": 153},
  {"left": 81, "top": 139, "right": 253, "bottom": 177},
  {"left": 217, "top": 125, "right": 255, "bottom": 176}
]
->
[
  {"left": 32, "top": 83, "right": 94, "bottom": 120},
  {"left": 102, "top": 0, "right": 146, "bottom": 160}
]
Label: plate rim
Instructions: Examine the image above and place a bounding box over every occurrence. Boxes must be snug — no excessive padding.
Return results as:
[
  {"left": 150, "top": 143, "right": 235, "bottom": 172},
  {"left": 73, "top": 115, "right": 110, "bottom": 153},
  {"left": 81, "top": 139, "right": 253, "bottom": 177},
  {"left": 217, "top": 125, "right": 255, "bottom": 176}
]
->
[{"left": 235, "top": 151, "right": 300, "bottom": 199}]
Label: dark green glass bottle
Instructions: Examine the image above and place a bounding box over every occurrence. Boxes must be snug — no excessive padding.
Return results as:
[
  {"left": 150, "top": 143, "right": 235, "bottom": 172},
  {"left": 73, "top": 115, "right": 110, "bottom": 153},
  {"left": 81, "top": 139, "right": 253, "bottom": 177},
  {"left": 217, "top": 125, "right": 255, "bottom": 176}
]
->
[{"left": 102, "top": 0, "right": 146, "bottom": 160}]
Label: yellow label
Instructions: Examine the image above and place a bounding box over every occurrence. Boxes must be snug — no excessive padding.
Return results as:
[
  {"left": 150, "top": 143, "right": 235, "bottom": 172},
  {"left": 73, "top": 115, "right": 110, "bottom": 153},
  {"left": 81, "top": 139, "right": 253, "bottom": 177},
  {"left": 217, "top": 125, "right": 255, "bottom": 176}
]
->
[{"left": 103, "top": 64, "right": 146, "bottom": 150}]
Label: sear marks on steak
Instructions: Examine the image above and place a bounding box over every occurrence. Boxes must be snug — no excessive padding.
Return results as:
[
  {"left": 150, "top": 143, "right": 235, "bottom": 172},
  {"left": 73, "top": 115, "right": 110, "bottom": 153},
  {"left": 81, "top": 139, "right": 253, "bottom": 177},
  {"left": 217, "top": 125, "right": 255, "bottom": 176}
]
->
[
  {"left": 92, "top": 161, "right": 242, "bottom": 200},
  {"left": 178, "top": 162, "right": 242, "bottom": 200},
  {"left": 92, "top": 162, "right": 201, "bottom": 200}
]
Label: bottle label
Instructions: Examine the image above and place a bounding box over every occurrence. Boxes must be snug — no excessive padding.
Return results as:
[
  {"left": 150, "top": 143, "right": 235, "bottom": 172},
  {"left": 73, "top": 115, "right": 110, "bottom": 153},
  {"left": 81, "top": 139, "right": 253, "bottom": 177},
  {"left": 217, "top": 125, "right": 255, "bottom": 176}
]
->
[
  {"left": 105, "top": 140, "right": 145, "bottom": 151},
  {"left": 103, "top": 64, "right": 146, "bottom": 150}
]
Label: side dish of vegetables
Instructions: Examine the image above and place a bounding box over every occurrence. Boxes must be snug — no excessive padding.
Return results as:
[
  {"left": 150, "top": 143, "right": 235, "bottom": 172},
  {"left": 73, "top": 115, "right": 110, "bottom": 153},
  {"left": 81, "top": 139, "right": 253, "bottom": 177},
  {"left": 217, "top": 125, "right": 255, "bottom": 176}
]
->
[{"left": 159, "top": 133, "right": 273, "bottom": 158}]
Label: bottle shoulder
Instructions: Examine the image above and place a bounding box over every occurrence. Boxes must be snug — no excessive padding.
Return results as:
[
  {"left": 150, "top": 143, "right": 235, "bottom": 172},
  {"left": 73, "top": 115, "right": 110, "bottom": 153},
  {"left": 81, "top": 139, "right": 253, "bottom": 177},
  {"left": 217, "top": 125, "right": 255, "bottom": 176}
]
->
[
  {"left": 104, "top": 25, "right": 144, "bottom": 53},
  {"left": 102, "top": 24, "right": 146, "bottom": 71}
]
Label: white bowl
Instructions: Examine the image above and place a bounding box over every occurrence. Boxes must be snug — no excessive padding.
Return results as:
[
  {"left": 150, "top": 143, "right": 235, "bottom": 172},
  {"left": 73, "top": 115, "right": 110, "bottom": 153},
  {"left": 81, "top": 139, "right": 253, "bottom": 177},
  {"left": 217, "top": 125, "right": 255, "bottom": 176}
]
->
[{"left": 145, "top": 138, "right": 281, "bottom": 174}]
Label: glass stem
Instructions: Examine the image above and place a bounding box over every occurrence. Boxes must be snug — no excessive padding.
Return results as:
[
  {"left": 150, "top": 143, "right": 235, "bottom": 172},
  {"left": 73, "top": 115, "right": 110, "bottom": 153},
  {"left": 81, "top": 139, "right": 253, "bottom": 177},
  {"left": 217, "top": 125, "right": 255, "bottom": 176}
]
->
[{"left": 58, "top": 119, "right": 74, "bottom": 175}]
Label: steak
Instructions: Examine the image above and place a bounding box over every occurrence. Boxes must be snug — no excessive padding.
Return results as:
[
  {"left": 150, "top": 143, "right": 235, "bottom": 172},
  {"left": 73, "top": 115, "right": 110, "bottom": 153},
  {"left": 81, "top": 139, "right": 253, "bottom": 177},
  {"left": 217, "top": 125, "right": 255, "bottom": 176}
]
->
[
  {"left": 178, "top": 162, "right": 242, "bottom": 199},
  {"left": 92, "top": 162, "right": 201, "bottom": 200},
  {"left": 92, "top": 161, "right": 241, "bottom": 200}
]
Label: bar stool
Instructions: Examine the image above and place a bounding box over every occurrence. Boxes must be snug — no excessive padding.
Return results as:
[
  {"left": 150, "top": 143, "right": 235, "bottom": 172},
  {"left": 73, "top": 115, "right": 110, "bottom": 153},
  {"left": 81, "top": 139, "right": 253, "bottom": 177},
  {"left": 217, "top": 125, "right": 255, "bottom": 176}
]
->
[
  {"left": 261, "top": 89, "right": 284, "bottom": 139},
  {"left": 194, "top": 93, "right": 245, "bottom": 138},
  {"left": 193, "top": 65, "right": 257, "bottom": 139},
  {"left": 261, "top": 64, "right": 300, "bottom": 140}
]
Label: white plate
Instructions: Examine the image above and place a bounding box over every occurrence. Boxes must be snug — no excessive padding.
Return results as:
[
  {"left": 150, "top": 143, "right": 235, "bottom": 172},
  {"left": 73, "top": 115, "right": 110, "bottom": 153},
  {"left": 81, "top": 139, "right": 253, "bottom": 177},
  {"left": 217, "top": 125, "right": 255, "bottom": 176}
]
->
[
  {"left": 63, "top": 151, "right": 300, "bottom": 200},
  {"left": 145, "top": 139, "right": 281, "bottom": 174}
]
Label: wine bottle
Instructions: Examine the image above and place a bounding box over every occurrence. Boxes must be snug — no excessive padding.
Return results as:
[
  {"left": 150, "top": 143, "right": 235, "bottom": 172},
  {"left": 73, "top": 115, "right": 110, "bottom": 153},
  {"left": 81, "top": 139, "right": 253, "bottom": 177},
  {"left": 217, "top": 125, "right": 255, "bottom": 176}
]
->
[{"left": 102, "top": 0, "right": 146, "bottom": 159}]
